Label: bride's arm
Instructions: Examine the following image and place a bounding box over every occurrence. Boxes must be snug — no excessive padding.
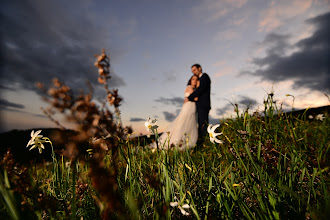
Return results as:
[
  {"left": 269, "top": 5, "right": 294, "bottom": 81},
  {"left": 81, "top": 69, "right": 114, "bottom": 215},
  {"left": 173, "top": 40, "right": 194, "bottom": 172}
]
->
[{"left": 184, "top": 86, "right": 194, "bottom": 103}]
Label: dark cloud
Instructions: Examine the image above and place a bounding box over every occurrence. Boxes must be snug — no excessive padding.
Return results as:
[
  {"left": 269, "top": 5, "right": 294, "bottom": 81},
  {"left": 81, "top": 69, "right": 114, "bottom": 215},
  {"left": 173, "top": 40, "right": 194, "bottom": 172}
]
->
[
  {"left": 0, "top": 0, "right": 125, "bottom": 94},
  {"left": 238, "top": 95, "right": 258, "bottom": 108},
  {"left": 0, "top": 99, "right": 47, "bottom": 118},
  {"left": 31, "top": 113, "right": 47, "bottom": 118},
  {"left": 0, "top": 99, "right": 46, "bottom": 126},
  {"left": 129, "top": 117, "right": 145, "bottom": 122},
  {"left": 0, "top": 85, "right": 15, "bottom": 91},
  {"left": 216, "top": 95, "right": 258, "bottom": 115},
  {"left": 216, "top": 103, "right": 233, "bottom": 115},
  {"left": 209, "top": 115, "right": 220, "bottom": 125},
  {"left": 0, "top": 98, "right": 25, "bottom": 109},
  {"left": 155, "top": 97, "right": 184, "bottom": 107},
  {"left": 260, "top": 33, "right": 291, "bottom": 56},
  {"left": 163, "top": 111, "right": 176, "bottom": 122},
  {"left": 243, "top": 11, "right": 330, "bottom": 93}
]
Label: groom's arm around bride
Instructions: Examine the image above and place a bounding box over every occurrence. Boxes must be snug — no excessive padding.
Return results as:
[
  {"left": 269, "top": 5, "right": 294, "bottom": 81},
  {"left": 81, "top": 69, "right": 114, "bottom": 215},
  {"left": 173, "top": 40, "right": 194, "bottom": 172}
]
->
[{"left": 187, "top": 74, "right": 211, "bottom": 107}]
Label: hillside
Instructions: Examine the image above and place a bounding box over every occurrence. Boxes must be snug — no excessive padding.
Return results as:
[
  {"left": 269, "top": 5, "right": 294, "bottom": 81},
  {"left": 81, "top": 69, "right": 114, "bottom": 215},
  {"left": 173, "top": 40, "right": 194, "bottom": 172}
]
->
[{"left": 1, "top": 105, "right": 329, "bottom": 164}]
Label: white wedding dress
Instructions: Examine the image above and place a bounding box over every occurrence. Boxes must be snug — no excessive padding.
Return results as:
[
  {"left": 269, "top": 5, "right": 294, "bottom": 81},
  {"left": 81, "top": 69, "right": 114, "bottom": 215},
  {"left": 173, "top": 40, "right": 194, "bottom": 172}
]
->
[{"left": 151, "top": 86, "right": 198, "bottom": 150}]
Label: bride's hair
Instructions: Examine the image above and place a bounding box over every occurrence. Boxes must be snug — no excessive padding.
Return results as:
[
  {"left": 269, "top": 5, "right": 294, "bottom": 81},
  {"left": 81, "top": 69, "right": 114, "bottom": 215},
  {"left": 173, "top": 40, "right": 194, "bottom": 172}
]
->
[{"left": 187, "top": 75, "right": 198, "bottom": 86}]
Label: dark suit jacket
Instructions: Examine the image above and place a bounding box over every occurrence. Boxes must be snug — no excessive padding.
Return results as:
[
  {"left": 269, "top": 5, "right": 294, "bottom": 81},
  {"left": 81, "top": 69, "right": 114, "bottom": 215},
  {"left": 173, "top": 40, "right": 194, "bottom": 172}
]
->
[{"left": 188, "top": 73, "right": 211, "bottom": 111}]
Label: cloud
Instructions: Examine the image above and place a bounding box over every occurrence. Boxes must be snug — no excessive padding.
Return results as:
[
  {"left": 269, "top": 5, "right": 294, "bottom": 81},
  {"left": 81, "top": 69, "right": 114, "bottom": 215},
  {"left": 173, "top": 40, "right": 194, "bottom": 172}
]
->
[
  {"left": 163, "top": 111, "right": 176, "bottom": 122},
  {"left": 30, "top": 113, "right": 47, "bottom": 118},
  {"left": 232, "top": 16, "right": 248, "bottom": 26},
  {"left": 0, "top": 98, "right": 25, "bottom": 109},
  {"left": 243, "top": 11, "right": 330, "bottom": 93},
  {"left": 213, "top": 60, "right": 237, "bottom": 78},
  {"left": 129, "top": 117, "right": 145, "bottom": 122},
  {"left": 238, "top": 95, "right": 258, "bottom": 107},
  {"left": 209, "top": 115, "right": 220, "bottom": 125},
  {"left": 259, "top": 0, "right": 313, "bottom": 32},
  {"left": 216, "top": 95, "right": 258, "bottom": 115},
  {"left": 214, "top": 30, "right": 240, "bottom": 41},
  {"left": 216, "top": 103, "right": 233, "bottom": 115},
  {"left": 214, "top": 66, "right": 235, "bottom": 78},
  {"left": 213, "top": 61, "right": 226, "bottom": 67},
  {"left": 260, "top": 33, "right": 291, "bottom": 56},
  {"left": 193, "top": 0, "right": 247, "bottom": 23},
  {"left": 155, "top": 97, "right": 184, "bottom": 107},
  {"left": 0, "top": 0, "right": 126, "bottom": 94},
  {"left": 0, "top": 98, "right": 46, "bottom": 118}
]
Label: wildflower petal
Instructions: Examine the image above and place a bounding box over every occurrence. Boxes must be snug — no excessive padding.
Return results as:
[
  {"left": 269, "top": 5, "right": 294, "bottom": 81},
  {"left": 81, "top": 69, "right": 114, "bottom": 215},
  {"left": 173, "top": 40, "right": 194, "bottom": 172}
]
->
[
  {"left": 29, "top": 145, "right": 37, "bottom": 150},
  {"left": 182, "top": 204, "right": 190, "bottom": 209},
  {"left": 207, "top": 124, "right": 212, "bottom": 133},
  {"left": 170, "top": 202, "right": 178, "bottom": 207},
  {"left": 33, "top": 130, "right": 42, "bottom": 138},
  {"left": 179, "top": 207, "right": 189, "bottom": 216},
  {"left": 211, "top": 124, "right": 220, "bottom": 132},
  {"left": 26, "top": 140, "right": 32, "bottom": 148},
  {"left": 214, "top": 138, "right": 223, "bottom": 144}
]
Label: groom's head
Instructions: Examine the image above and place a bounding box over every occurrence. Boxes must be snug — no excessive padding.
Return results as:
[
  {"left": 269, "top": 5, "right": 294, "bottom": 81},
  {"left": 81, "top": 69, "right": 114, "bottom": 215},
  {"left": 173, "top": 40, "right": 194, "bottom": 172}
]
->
[{"left": 191, "top": 64, "right": 202, "bottom": 76}]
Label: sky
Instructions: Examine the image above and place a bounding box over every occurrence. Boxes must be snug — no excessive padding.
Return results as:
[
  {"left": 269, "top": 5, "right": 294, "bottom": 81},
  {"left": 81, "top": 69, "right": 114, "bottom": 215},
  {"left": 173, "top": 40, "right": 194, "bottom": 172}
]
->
[{"left": 1, "top": 0, "right": 329, "bottom": 134}]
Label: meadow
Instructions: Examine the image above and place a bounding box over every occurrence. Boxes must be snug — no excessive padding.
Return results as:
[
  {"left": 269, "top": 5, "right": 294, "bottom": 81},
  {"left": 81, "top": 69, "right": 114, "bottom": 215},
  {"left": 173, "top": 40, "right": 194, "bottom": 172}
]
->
[{"left": 1, "top": 50, "right": 329, "bottom": 219}]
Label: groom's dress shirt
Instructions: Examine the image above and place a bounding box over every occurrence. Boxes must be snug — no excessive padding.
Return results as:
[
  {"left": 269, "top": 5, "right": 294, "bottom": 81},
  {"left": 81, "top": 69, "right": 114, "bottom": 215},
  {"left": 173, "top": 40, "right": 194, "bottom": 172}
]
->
[{"left": 188, "top": 73, "right": 211, "bottom": 111}]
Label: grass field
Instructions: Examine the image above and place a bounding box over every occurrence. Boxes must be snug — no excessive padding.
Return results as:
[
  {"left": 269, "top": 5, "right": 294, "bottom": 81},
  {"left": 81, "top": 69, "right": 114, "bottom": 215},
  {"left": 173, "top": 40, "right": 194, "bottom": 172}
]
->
[
  {"left": 1, "top": 51, "right": 329, "bottom": 219},
  {"left": 1, "top": 98, "right": 329, "bottom": 219}
]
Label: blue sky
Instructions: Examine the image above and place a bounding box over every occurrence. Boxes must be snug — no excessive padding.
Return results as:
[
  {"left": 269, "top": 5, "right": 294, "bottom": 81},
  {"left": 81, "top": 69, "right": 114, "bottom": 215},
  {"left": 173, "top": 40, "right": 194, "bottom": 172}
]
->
[{"left": 1, "top": 0, "right": 329, "bottom": 134}]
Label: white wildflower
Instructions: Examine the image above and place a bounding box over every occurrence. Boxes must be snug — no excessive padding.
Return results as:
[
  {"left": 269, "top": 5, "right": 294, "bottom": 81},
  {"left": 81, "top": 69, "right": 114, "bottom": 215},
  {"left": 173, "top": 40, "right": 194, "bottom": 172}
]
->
[
  {"left": 169, "top": 201, "right": 190, "bottom": 216},
  {"left": 26, "top": 130, "right": 42, "bottom": 148},
  {"left": 316, "top": 114, "right": 325, "bottom": 121},
  {"left": 144, "top": 117, "right": 158, "bottom": 133},
  {"left": 26, "top": 130, "right": 50, "bottom": 154},
  {"left": 207, "top": 124, "right": 223, "bottom": 144}
]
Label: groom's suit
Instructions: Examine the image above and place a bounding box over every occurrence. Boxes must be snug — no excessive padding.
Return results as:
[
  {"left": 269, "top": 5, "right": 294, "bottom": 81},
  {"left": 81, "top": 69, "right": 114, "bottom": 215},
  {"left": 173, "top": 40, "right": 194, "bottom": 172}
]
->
[{"left": 188, "top": 73, "right": 211, "bottom": 139}]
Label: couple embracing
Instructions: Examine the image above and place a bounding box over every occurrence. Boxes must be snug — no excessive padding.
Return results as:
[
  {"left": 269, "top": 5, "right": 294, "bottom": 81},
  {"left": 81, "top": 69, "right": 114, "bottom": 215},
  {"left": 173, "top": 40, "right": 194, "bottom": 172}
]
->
[{"left": 155, "top": 64, "right": 211, "bottom": 149}]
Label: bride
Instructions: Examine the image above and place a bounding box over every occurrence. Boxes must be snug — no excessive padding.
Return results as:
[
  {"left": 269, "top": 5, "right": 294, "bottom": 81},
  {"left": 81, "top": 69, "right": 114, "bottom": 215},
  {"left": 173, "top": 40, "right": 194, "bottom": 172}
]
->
[{"left": 152, "top": 75, "right": 199, "bottom": 149}]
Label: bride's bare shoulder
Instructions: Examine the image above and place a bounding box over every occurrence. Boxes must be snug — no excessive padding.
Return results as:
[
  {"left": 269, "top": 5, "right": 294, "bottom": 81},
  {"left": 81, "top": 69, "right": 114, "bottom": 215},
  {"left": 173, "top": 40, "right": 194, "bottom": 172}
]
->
[{"left": 185, "top": 85, "right": 194, "bottom": 93}]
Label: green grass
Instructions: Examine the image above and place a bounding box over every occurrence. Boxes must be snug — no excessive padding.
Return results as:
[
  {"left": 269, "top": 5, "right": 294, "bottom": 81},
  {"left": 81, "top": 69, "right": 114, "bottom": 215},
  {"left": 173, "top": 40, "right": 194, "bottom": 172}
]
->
[{"left": 1, "top": 94, "right": 329, "bottom": 219}]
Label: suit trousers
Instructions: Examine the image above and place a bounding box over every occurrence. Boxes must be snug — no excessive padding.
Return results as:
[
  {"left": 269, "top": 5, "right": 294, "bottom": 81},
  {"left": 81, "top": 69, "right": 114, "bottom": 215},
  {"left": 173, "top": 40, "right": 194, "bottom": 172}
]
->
[{"left": 198, "top": 110, "right": 209, "bottom": 139}]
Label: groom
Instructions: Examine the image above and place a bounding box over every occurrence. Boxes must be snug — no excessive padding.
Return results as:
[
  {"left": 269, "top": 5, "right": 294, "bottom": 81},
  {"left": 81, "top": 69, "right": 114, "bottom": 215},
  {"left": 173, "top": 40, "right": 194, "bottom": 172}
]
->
[{"left": 188, "top": 64, "right": 211, "bottom": 142}]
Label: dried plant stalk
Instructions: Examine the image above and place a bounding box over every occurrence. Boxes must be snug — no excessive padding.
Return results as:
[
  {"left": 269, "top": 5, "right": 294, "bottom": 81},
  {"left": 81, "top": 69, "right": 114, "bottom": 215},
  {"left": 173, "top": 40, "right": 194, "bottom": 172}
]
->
[{"left": 37, "top": 49, "right": 132, "bottom": 217}]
